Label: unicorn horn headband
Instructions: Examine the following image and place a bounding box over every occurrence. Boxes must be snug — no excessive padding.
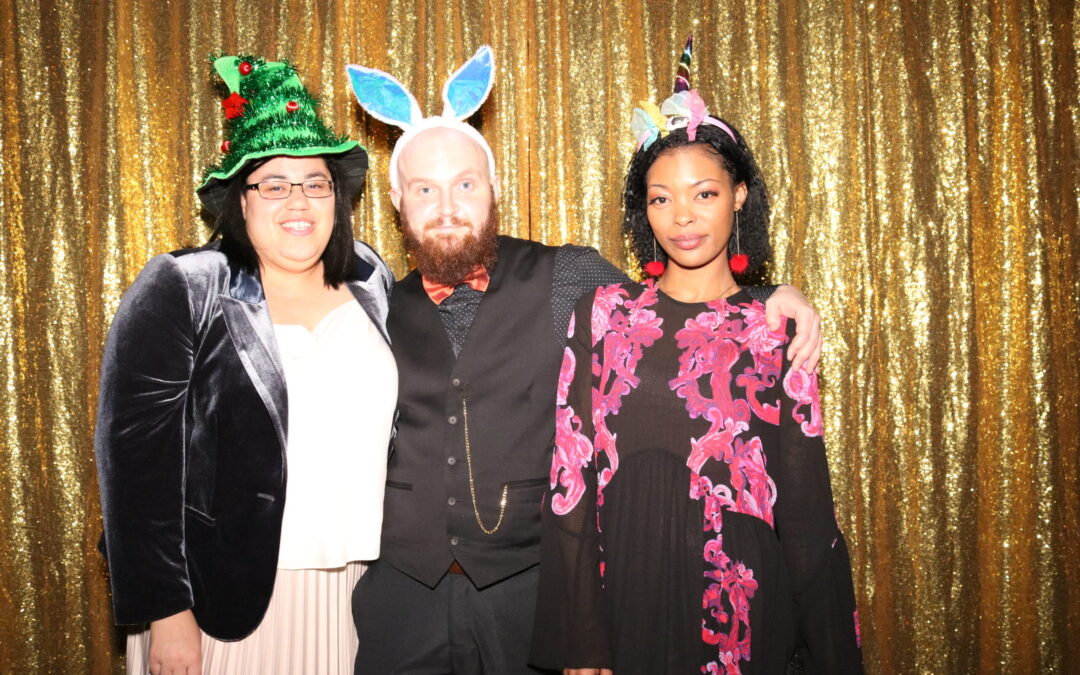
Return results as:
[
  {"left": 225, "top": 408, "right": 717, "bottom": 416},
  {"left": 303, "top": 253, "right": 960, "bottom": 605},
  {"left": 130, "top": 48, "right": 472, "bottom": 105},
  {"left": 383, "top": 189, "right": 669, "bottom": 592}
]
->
[
  {"left": 346, "top": 46, "right": 496, "bottom": 191},
  {"left": 630, "top": 35, "right": 738, "bottom": 151}
]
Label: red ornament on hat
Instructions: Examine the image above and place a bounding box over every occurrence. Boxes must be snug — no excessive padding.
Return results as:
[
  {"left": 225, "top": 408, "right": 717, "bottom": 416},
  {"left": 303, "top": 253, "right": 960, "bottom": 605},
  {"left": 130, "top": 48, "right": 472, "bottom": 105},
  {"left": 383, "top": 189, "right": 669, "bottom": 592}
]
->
[
  {"left": 644, "top": 261, "right": 666, "bottom": 277},
  {"left": 238, "top": 61, "right": 253, "bottom": 75},
  {"left": 729, "top": 254, "right": 749, "bottom": 274},
  {"left": 220, "top": 140, "right": 230, "bottom": 153},
  {"left": 285, "top": 100, "right": 300, "bottom": 113},
  {"left": 221, "top": 92, "right": 247, "bottom": 119}
]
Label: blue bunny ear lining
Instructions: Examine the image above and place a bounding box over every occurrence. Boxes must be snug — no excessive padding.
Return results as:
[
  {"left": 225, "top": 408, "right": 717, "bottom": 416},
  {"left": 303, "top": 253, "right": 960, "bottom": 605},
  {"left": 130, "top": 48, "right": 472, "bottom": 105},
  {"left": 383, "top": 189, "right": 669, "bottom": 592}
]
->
[
  {"left": 346, "top": 64, "right": 422, "bottom": 129},
  {"left": 441, "top": 45, "right": 494, "bottom": 120}
]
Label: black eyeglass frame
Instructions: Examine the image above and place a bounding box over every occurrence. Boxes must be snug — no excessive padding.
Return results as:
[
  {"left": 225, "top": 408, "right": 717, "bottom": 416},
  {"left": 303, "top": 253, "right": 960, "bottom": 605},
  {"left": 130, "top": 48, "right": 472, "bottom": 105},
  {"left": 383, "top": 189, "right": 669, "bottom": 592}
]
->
[{"left": 243, "top": 180, "right": 335, "bottom": 199}]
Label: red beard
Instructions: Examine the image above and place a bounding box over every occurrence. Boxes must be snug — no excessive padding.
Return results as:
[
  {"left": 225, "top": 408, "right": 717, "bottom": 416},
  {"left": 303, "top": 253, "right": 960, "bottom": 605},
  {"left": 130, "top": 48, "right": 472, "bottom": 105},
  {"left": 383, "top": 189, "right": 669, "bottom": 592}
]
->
[{"left": 402, "top": 209, "right": 500, "bottom": 287}]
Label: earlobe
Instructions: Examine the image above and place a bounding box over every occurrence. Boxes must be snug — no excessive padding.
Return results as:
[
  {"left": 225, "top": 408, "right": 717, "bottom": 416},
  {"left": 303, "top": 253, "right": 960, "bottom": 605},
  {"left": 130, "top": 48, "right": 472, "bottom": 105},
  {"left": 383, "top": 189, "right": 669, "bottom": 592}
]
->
[
  {"left": 491, "top": 175, "right": 501, "bottom": 200},
  {"left": 390, "top": 189, "right": 402, "bottom": 211},
  {"left": 240, "top": 193, "right": 247, "bottom": 220},
  {"left": 735, "top": 182, "right": 748, "bottom": 211}
]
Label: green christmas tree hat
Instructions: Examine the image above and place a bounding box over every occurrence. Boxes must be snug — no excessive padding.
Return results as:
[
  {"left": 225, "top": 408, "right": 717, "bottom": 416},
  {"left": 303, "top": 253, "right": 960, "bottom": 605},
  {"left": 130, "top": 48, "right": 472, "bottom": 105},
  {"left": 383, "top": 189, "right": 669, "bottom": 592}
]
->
[{"left": 197, "top": 54, "right": 368, "bottom": 216}]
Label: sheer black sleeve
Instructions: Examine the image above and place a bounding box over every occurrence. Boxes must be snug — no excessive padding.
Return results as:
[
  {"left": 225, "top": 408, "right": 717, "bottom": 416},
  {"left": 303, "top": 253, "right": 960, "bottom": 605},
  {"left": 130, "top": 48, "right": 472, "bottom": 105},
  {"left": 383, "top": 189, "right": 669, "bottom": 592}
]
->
[
  {"left": 531, "top": 290, "right": 613, "bottom": 670},
  {"left": 773, "top": 321, "right": 864, "bottom": 674}
]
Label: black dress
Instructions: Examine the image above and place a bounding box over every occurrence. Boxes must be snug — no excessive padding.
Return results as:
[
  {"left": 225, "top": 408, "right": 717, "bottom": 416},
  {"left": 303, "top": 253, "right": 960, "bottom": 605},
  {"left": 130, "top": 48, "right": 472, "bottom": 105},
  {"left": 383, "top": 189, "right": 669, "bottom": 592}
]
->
[{"left": 531, "top": 281, "right": 863, "bottom": 674}]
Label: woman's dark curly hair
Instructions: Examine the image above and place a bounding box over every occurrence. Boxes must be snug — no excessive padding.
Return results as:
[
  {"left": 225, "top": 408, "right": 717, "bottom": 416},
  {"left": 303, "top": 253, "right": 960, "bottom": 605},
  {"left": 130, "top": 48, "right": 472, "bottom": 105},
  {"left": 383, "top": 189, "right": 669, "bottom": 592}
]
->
[
  {"left": 622, "top": 120, "right": 771, "bottom": 278},
  {"left": 209, "top": 153, "right": 358, "bottom": 287}
]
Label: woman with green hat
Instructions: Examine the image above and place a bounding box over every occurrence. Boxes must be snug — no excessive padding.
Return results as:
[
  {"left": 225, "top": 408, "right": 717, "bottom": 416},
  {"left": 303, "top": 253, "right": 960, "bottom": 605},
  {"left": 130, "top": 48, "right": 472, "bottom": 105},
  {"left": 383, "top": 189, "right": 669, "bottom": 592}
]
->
[{"left": 95, "top": 55, "right": 396, "bottom": 674}]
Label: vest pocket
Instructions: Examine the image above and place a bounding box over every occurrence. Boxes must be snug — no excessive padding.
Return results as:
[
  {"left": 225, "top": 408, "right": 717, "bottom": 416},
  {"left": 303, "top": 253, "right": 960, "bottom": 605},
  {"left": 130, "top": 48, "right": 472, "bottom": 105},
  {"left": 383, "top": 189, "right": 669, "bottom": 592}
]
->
[
  {"left": 184, "top": 505, "right": 216, "bottom": 527},
  {"left": 502, "top": 478, "right": 546, "bottom": 545},
  {"left": 386, "top": 479, "right": 413, "bottom": 491}
]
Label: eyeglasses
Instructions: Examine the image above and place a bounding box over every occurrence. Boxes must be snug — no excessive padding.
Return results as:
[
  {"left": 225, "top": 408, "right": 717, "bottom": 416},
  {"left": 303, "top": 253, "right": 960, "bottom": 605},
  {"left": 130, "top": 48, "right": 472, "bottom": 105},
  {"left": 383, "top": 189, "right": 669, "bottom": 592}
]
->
[{"left": 244, "top": 180, "right": 334, "bottom": 199}]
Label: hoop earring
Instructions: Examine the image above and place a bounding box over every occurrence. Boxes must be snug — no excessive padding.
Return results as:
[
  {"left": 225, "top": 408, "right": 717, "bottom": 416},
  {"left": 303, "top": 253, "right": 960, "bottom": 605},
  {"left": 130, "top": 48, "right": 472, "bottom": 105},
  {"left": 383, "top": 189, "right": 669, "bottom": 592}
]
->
[
  {"left": 729, "top": 209, "right": 749, "bottom": 274},
  {"left": 644, "top": 234, "right": 666, "bottom": 277}
]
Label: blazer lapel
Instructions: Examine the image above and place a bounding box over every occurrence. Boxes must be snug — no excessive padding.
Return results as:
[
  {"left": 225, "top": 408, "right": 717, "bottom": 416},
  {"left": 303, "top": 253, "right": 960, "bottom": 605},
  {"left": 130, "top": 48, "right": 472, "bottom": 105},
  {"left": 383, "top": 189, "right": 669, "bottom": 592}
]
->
[
  {"left": 346, "top": 242, "right": 392, "bottom": 346},
  {"left": 215, "top": 244, "right": 390, "bottom": 454},
  {"left": 219, "top": 266, "right": 288, "bottom": 453},
  {"left": 347, "top": 280, "right": 390, "bottom": 346}
]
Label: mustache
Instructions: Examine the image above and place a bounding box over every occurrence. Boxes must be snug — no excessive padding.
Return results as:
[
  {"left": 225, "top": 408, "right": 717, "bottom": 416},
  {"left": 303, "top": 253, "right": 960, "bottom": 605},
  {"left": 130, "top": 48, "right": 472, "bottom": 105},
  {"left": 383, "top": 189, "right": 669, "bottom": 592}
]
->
[{"left": 423, "top": 216, "right": 471, "bottom": 233}]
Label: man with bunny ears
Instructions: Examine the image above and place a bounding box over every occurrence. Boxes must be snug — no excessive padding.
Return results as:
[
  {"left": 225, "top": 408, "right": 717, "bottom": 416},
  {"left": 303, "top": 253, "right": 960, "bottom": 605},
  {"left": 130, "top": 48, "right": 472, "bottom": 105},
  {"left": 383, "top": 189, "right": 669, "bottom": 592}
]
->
[{"left": 346, "top": 46, "right": 823, "bottom": 674}]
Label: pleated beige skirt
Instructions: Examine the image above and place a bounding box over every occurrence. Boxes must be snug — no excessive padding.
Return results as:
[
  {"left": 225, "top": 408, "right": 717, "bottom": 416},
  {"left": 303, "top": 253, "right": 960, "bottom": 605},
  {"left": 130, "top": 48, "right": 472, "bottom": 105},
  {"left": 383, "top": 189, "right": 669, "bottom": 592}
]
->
[{"left": 126, "top": 562, "right": 366, "bottom": 675}]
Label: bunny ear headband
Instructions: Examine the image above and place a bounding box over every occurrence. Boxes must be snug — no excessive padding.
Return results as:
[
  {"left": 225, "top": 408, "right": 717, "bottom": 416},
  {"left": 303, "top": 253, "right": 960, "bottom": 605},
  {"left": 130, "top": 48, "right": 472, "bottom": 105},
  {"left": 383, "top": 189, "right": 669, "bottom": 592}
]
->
[
  {"left": 630, "top": 35, "right": 738, "bottom": 152},
  {"left": 346, "top": 45, "right": 496, "bottom": 191}
]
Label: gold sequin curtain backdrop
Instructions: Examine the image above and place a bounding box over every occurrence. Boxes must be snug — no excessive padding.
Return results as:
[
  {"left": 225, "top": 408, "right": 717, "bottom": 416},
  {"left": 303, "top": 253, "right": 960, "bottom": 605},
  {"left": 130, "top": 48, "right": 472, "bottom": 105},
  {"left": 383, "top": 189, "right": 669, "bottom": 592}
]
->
[{"left": 0, "top": 0, "right": 1076, "bottom": 672}]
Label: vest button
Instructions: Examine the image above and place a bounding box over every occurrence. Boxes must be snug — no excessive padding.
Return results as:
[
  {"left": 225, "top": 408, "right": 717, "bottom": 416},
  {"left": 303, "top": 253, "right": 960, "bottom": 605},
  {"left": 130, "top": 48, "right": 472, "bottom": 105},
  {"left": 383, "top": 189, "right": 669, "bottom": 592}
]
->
[
  {"left": 447, "top": 497, "right": 457, "bottom": 506},
  {"left": 452, "top": 378, "right": 462, "bottom": 388},
  {"left": 450, "top": 536, "right": 460, "bottom": 546},
  {"left": 447, "top": 456, "right": 457, "bottom": 466},
  {"left": 448, "top": 415, "right": 458, "bottom": 424}
]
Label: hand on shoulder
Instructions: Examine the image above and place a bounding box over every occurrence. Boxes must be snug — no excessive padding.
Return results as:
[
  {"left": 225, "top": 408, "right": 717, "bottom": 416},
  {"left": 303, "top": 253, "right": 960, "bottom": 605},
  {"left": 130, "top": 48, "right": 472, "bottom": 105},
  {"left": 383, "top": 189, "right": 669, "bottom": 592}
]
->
[{"left": 764, "top": 284, "right": 822, "bottom": 373}]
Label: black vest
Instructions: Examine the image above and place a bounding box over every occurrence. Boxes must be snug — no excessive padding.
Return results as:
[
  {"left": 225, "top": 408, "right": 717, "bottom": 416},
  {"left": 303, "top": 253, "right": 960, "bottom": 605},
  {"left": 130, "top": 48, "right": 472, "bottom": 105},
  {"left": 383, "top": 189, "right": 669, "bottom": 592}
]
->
[{"left": 384, "top": 236, "right": 563, "bottom": 588}]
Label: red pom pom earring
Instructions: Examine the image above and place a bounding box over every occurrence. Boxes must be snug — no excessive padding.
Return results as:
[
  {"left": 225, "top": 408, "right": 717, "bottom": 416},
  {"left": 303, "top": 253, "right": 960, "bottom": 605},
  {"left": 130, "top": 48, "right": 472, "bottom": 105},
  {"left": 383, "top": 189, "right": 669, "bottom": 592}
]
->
[
  {"left": 730, "top": 209, "right": 749, "bottom": 274},
  {"left": 645, "top": 234, "right": 666, "bottom": 277},
  {"left": 644, "top": 260, "right": 666, "bottom": 277}
]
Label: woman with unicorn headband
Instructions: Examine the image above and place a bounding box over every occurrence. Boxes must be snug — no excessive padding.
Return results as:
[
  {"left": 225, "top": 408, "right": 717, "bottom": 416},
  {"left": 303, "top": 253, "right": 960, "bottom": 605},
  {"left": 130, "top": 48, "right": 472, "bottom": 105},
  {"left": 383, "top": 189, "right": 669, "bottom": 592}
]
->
[{"left": 531, "top": 38, "right": 863, "bottom": 674}]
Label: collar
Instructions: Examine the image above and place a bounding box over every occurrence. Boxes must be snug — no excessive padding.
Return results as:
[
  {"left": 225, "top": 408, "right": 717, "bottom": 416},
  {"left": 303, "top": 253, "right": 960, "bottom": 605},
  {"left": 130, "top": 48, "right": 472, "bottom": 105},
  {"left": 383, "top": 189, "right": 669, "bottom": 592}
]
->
[
  {"left": 422, "top": 266, "right": 490, "bottom": 305},
  {"left": 227, "top": 247, "right": 376, "bottom": 304}
]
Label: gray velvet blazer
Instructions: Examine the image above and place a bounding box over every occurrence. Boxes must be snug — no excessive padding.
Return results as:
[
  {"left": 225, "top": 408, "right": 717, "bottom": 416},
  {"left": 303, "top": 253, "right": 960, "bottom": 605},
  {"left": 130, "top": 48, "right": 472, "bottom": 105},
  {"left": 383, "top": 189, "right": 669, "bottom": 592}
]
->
[{"left": 95, "top": 240, "right": 393, "bottom": 640}]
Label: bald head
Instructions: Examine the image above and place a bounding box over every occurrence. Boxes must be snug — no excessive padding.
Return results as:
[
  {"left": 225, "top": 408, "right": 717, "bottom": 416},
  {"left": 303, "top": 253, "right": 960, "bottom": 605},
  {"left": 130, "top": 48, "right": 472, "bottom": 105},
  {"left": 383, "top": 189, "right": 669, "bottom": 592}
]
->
[{"left": 395, "top": 127, "right": 495, "bottom": 194}]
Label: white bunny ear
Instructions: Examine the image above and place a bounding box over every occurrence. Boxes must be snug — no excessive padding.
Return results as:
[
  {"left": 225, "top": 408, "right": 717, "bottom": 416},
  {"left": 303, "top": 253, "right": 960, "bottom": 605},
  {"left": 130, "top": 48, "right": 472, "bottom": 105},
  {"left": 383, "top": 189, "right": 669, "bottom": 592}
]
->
[
  {"left": 440, "top": 45, "right": 495, "bottom": 120},
  {"left": 346, "top": 64, "right": 423, "bottom": 129}
]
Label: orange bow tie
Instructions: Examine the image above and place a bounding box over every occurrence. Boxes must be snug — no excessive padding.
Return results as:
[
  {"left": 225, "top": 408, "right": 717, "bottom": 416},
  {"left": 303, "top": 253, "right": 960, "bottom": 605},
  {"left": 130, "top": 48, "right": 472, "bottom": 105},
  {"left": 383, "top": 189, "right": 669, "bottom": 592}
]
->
[{"left": 422, "top": 267, "right": 491, "bottom": 305}]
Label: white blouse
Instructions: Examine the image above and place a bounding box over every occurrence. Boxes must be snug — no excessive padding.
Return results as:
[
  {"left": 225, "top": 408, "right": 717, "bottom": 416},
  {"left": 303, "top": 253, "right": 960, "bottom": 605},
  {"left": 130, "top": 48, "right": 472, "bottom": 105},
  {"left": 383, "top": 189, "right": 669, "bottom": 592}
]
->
[{"left": 272, "top": 300, "right": 397, "bottom": 569}]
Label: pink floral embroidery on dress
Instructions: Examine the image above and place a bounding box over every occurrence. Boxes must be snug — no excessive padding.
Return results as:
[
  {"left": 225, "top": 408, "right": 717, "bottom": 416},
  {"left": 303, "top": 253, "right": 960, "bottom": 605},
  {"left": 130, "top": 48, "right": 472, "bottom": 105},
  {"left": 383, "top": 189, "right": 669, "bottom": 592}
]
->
[
  {"left": 701, "top": 538, "right": 758, "bottom": 667},
  {"left": 672, "top": 295, "right": 786, "bottom": 674},
  {"left": 783, "top": 367, "right": 823, "bottom": 437},
  {"left": 736, "top": 308, "right": 784, "bottom": 426},
  {"left": 590, "top": 283, "right": 627, "bottom": 347},
  {"left": 549, "top": 283, "right": 663, "bottom": 517},
  {"left": 551, "top": 341, "right": 592, "bottom": 515},
  {"left": 591, "top": 282, "right": 663, "bottom": 499},
  {"left": 738, "top": 301, "right": 786, "bottom": 355}
]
